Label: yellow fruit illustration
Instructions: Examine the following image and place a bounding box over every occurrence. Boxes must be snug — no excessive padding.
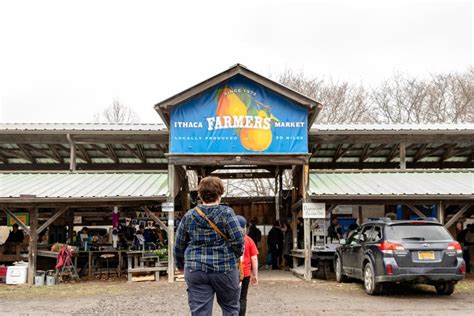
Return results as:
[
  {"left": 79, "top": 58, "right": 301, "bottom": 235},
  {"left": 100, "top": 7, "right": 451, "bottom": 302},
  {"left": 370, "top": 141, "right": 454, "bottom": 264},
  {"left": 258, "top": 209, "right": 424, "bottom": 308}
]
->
[
  {"left": 240, "top": 110, "right": 272, "bottom": 151},
  {"left": 216, "top": 87, "right": 247, "bottom": 118}
]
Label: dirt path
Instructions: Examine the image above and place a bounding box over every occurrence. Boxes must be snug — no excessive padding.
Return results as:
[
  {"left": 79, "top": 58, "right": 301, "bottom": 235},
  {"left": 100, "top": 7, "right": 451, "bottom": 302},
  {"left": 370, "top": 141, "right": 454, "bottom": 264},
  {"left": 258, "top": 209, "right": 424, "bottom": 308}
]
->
[{"left": 1, "top": 277, "right": 473, "bottom": 315}]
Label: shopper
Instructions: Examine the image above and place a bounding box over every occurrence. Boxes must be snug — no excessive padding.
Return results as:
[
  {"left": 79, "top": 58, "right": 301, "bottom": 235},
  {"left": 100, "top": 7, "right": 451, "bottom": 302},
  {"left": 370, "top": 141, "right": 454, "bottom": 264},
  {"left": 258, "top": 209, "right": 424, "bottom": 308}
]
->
[
  {"left": 281, "top": 222, "right": 293, "bottom": 269},
  {"left": 247, "top": 217, "right": 262, "bottom": 248},
  {"left": 174, "top": 176, "right": 245, "bottom": 316},
  {"left": 327, "top": 217, "right": 342, "bottom": 242},
  {"left": 267, "top": 221, "right": 283, "bottom": 270},
  {"left": 236, "top": 215, "right": 258, "bottom": 316}
]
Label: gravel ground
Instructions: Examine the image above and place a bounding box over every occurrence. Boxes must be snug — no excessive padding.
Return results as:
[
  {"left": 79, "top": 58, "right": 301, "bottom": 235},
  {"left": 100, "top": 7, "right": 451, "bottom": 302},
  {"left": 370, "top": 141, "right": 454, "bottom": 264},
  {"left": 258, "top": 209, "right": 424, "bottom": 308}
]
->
[{"left": 1, "top": 275, "right": 473, "bottom": 315}]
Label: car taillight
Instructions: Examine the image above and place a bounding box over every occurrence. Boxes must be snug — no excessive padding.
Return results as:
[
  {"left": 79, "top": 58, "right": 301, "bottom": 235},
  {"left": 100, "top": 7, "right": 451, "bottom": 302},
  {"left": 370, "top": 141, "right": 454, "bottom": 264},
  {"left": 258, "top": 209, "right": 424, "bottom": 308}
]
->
[
  {"left": 386, "top": 263, "right": 393, "bottom": 274},
  {"left": 461, "top": 262, "right": 466, "bottom": 274},
  {"left": 378, "top": 241, "right": 405, "bottom": 253},
  {"left": 447, "top": 242, "right": 463, "bottom": 254}
]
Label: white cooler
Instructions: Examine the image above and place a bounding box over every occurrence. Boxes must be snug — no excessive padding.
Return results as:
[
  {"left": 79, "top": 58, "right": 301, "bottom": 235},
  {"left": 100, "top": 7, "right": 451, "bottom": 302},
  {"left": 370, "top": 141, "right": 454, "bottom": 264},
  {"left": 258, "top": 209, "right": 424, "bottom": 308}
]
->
[{"left": 6, "top": 264, "right": 28, "bottom": 285}]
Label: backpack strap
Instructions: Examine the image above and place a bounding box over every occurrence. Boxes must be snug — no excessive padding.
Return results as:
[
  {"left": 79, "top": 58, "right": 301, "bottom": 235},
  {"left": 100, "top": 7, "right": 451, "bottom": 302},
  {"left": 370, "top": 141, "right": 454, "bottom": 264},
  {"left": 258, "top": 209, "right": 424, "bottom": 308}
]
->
[{"left": 194, "top": 206, "right": 229, "bottom": 240}]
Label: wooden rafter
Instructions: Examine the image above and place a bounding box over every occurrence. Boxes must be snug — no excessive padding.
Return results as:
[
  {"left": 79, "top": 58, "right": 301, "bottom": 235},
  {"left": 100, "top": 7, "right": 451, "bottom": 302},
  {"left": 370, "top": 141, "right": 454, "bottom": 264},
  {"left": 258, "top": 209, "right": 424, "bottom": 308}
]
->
[
  {"left": 414, "top": 144, "right": 451, "bottom": 161},
  {"left": 136, "top": 144, "right": 147, "bottom": 163},
  {"left": 360, "top": 144, "right": 386, "bottom": 162},
  {"left": 90, "top": 144, "right": 115, "bottom": 162},
  {"left": 440, "top": 144, "right": 457, "bottom": 162},
  {"left": 360, "top": 144, "right": 370, "bottom": 162},
  {"left": 77, "top": 144, "right": 92, "bottom": 163},
  {"left": 332, "top": 144, "right": 343, "bottom": 162},
  {"left": 48, "top": 144, "right": 64, "bottom": 163},
  {"left": 386, "top": 144, "right": 399, "bottom": 162},
  {"left": 332, "top": 144, "right": 354, "bottom": 162},
  {"left": 55, "top": 144, "right": 88, "bottom": 163},
  {"left": 16, "top": 144, "right": 35, "bottom": 162},
  {"left": 311, "top": 144, "right": 320, "bottom": 156},
  {"left": 22, "top": 144, "right": 62, "bottom": 163},
  {"left": 122, "top": 144, "right": 146, "bottom": 163},
  {"left": 442, "top": 145, "right": 474, "bottom": 162},
  {"left": 107, "top": 144, "right": 119, "bottom": 163},
  {"left": 412, "top": 144, "right": 428, "bottom": 162},
  {"left": 0, "top": 151, "right": 7, "bottom": 163}
]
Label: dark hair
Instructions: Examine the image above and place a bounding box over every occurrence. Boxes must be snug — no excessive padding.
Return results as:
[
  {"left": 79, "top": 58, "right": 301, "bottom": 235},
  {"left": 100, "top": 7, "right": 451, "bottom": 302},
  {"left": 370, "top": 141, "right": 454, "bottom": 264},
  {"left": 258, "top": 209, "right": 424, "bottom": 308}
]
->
[
  {"left": 274, "top": 220, "right": 281, "bottom": 227},
  {"left": 198, "top": 176, "right": 224, "bottom": 203},
  {"left": 12, "top": 223, "right": 19, "bottom": 228}
]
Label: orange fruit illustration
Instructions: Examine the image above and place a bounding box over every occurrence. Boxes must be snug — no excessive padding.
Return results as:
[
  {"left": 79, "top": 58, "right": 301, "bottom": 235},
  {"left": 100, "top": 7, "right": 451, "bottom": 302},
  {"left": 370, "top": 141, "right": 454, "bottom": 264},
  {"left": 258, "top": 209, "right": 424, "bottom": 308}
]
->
[
  {"left": 240, "top": 110, "right": 272, "bottom": 151},
  {"left": 216, "top": 87, "right": 248, "bottom": 118}
]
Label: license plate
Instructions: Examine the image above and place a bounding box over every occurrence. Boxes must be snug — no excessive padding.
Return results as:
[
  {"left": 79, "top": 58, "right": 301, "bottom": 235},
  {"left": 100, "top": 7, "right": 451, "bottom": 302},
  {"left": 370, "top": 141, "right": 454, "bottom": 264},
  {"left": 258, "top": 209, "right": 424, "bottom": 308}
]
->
[{"left": 418, "top": 251, "right": 435, "bottom": 260}]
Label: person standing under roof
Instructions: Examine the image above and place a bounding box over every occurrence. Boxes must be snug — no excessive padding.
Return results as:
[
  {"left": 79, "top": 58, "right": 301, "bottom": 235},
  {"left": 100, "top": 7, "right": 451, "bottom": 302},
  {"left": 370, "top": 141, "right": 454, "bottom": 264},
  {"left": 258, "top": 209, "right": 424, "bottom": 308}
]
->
[{"left": 175, "top": 176, "right": 244, "bottom": 316}]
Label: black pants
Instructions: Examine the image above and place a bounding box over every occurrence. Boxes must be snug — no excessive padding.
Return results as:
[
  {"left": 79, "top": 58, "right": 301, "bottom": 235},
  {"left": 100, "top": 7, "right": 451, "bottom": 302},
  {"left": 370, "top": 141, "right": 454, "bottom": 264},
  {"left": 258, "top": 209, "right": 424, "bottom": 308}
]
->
[
  {"left": 270, "top": 249, "right": 281, "bottom": 269},
  {"left": 239, "top": 276, "right": 250, "bottom": 316}
]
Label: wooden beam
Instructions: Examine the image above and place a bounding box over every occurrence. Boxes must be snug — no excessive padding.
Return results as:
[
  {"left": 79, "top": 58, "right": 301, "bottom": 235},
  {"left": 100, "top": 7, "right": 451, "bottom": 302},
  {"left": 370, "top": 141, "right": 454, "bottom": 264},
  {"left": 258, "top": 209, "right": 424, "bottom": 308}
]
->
[
  {"left": 123, "top": 144, "right": 146, "bottom": 163},
  {"left": 309, "top": 161, "right": 474, "bottom": 169},
  {"left": 48, "top": 144, "right": 64, "bottom": 163},
  {"left": 107, "top": 144, "right": 119, "bottom": 163},
  {"left": 77, "top": 144, "right": 92, "bottom": 164},
  {"left": 440, "top": 144, "right": 457, "bottom": 162},
  {"left": 37, "top": 207, "right": 69, "bottom": 235},
  {"left": 386, "top": 144, "right": 399, "bottom": 162},
  {"left": 360, "top": 144, "right": 370, "bottom": 162},
  {"left": 400, "top": 142, "right": 406, "bottom": 170},
  {"left": 438, "top": 201, "right": 445, "bottom": 225},
  {"left": 136, "top": 144, "right": 147, "bottom": 163},
  {"left": 332, "top": 144, "right": 343, "bottom": 162},
  {"left": 333, "top": 144, "right": 354, "bottom": 162},
  {"left": 412, "top": 144, "right": 428, "bottom": 162},
  {"left": 0, "top": 151, "right": 7, "bottom": 164},
  {"left": 444, "top": 205, "right": 470, "bottom": 229},
  {"left": 142, "top": 206, "right": 168, "bottom": 232},
  {"left": 17, "top": 144, "right": 36, "bottom": 163},
  {"left": 67, "top": 134, "right": 76, "bottom": 172},
  {"left": 168, "top": 164, "right": 176, "bottom": 283},
  {"left": 442, "top": 145, "right": 474, "bottom": 162},
  {"left": 361, "top": 144, "right": 387, "bottom": 162},
  {"left": 21, "top": 144, "right": 61, "bottom": 163},
  {"left": 406, "top": 204, "right": 426, "bottom": 218},
  {"left": 28, "top": 207, "right": 38, "bottom": 285},
  {"left": 2, "top": 207, "right": 31, "bottom": 234}
]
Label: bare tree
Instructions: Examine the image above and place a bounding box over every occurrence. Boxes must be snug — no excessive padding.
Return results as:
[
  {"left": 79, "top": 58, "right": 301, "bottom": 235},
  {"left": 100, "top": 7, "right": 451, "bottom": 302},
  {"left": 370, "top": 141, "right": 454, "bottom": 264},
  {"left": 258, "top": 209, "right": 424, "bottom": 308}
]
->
[
  {"left": 93, "top": 99, "right": 140, "bottom": 123},
  {"left": 371, "top": 69, "right": 474, "bottom": 123},
  {"left": 276, "top": 67, "right": 473, "bottom": 124},
  {"left": 277, "top": 69, "right": 375, "bottom": 124}
]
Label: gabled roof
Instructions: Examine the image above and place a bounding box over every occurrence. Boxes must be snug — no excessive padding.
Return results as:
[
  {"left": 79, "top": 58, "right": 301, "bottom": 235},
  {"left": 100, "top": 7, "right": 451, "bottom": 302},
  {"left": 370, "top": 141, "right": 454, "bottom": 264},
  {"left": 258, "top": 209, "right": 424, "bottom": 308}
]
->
[
  {"left": 0, "top": 172, "right": 168, "bottom": 204},
  {"left": 154, "top": 64, "right": 323, "bottom": 128},
  {"left": 309, "top": 170, "right": 474, "bottom": 201}
]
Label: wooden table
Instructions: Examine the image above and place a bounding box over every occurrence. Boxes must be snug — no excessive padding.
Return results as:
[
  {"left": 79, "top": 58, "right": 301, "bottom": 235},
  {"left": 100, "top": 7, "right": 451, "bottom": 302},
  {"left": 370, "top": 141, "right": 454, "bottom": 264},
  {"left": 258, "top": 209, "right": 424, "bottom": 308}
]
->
[
  {"left": 77, "top": 250, "right": 127, "bottom": 279},
  {"left": 126, "top": 251, "right": 167, "bottom": 282}
]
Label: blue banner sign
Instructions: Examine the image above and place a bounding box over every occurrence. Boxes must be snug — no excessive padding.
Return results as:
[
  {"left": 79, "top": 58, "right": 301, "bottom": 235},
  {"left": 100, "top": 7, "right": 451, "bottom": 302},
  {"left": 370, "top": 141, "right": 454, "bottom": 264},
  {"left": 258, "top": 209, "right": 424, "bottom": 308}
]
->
[{"left": 170, "top": 75, "right": 308, "bottom": 154}]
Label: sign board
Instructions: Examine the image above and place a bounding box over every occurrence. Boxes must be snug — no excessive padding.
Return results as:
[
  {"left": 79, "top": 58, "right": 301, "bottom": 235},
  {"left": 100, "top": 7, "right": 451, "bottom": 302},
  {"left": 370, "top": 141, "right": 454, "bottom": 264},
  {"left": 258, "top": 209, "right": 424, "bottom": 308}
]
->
[
  {"left": 74, "top": 216, "right": 82, "bottom": 224},
  {"left": 162, "top": 202, "right": 174, "bottom": 212},
  {"left": 170, "top": 75, "right": 308, "bottom": 154},
  {"left": 303, "top": 203, "right": 326, "bottom": 219},
  {"left": 7, "top": 213, "right": 29, "bottom": 227}
]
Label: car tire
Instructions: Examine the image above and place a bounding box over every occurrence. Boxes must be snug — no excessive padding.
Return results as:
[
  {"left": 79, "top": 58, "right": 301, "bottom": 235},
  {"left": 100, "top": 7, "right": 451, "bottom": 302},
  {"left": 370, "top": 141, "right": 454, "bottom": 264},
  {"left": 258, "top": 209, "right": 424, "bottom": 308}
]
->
[
  {"left": 335, "top": 256, "right": 348, "bottom": 283},
  {"left": 435, "top": 282, "right": 455, "bottom": 295},
  {"left": 364, "top": 262, "right": 383, "bottom": 295}
]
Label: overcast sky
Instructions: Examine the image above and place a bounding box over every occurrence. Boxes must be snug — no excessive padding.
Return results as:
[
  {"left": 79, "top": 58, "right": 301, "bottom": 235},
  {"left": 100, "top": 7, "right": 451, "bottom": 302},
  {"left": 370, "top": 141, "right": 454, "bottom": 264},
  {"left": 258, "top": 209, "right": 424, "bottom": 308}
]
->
[{"left": 0, "top": 0, "right": 471, "bottom": 124}]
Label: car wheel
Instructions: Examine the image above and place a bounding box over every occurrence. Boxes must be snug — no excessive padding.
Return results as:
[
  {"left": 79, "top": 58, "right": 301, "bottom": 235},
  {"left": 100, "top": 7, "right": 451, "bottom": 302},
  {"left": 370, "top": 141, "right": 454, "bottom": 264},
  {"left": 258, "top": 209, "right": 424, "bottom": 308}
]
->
[
  {"left": 364, "top": 262, "right": 383, "bottom": 295},
  {"left": 435, "top": 282, "right": 455, "bottom": 295},
  {"left": 335, "top": 256, "right": 347, "bottom": 283}
]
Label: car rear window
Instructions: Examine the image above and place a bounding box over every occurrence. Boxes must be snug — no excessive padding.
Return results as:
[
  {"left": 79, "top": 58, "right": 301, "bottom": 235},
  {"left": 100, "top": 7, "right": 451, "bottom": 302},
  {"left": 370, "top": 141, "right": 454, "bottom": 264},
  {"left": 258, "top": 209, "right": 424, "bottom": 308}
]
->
[{"left": 385, "top": 224, "right": 453, "bottom": 241}]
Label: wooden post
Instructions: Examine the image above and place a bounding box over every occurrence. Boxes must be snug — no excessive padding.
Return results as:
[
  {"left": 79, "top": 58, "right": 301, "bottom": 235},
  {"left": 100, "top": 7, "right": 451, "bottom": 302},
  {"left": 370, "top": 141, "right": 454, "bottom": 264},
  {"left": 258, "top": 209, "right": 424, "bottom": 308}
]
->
[
  {"left": 301, "top": 164, "right": 312, "bottom": 281},
  {"left": 444, "top": 205, "right": 470, "bottom": 229},
  {"left": 399, "top": 142, "right": 406, "bottom": 170},
  {"left": 67, "top": 134, "right": 76, "bottom": 172},
  {"left": 28, "top": 207, "right": 38, "bottom": 285},
  {"left": 168, "top": 164, "right": 175, "bottom": 283},
  {"left": 358, "top": 206, "right": 363, "bottom": 225},
  {"left": 275, "top": 167, "right": 280, "bottom": 221},
  {"left": 438, "top": 202, "right": 445, "bottom": 224}
]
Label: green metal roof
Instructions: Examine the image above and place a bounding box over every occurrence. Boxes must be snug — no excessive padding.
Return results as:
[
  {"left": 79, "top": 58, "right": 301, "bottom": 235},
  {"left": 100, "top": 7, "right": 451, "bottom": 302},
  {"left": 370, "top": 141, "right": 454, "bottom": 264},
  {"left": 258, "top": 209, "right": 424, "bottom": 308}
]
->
[
  {"left": 0, "top": 172, "right": 168, "bottom": 203},
  {"left": 309, "top": 170, "right": 474, "bottom": 200}
]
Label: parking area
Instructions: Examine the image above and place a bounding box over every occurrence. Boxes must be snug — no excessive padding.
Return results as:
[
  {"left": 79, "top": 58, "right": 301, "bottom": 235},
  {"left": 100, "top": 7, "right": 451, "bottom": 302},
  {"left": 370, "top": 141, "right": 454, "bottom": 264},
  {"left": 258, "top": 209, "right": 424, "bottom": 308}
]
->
[{"left": 1, "top": 274, "right": 473, "bottom": 315}]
